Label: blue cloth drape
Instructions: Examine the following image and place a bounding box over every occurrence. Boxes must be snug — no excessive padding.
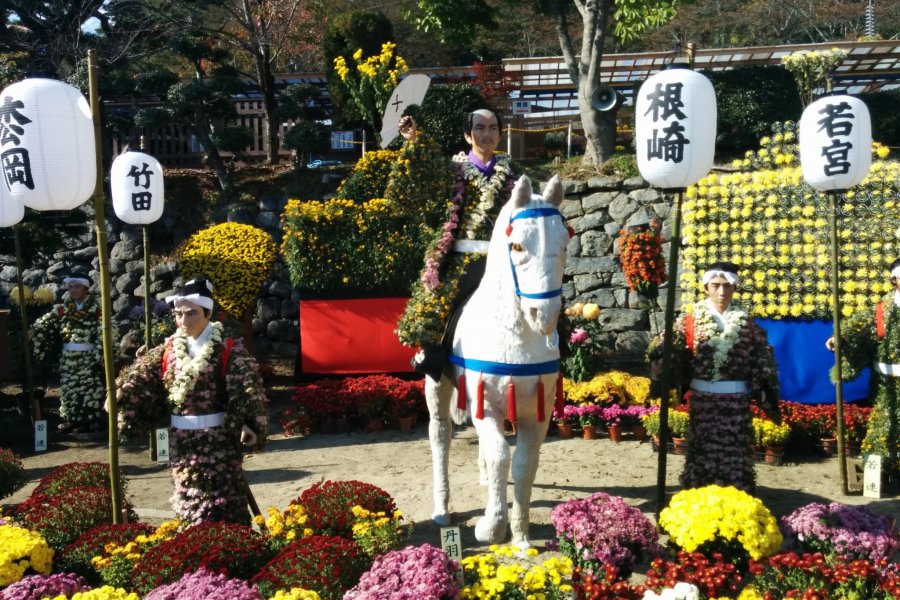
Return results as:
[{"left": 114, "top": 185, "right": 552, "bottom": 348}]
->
[{"left": 757, "top": 318, "right": 869, "bottom": 405}]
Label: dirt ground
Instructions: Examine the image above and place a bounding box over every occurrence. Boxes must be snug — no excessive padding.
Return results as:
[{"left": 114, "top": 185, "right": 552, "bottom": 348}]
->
[{"left": 3, "top": 365, "right": 900, "bottom": 556}]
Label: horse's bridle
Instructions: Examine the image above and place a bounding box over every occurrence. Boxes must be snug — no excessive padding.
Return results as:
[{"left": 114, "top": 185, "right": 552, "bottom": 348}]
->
[{"left": 506, "top": 207, "right": 566, "bottom": 300}]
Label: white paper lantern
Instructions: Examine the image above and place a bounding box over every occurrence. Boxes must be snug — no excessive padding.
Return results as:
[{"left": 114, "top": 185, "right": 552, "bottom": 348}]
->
[
  {"left": 111, "top": 150, "right": 165, "bottom": 225},
  {"left": 635, "top": 65, "right": 717, "bottom": 189},
  {"left": 0, "top": 77, "right": 96, "bottom": 211},
  {"left": 800, "top": 95, "right": 872, "bottom": 192},
  {"left": 0, "top": 181, "right": 24, "bottom": 227}
]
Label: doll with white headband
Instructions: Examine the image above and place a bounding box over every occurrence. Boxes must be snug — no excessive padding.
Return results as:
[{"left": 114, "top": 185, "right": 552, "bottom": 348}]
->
[
  {"left": 649, "top": 261, "right": 780, "bottom": 492},
  {"left": 396, "top": 108, "right": 518, "bottom": 380},
  {"left": 826, "top": 258, "right": 900, "bottom": 478},
  {"left": 29, "top": 272, "right": 105, "bottom": 434},
  {"left": 115, "top": 276, "right": 268, "bottom": 525}
]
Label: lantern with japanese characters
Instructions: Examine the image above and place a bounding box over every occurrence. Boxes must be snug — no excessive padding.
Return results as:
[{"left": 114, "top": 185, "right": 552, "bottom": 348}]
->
[
  {"left": 800, "top": 95, "right": 871, "bottom": 191},
  {"left": 111, "top": 150, "right": 164, "bottom": 224},
  {"left": 635, "top": 64, "right": 717, "bottom": 189},
  {"left": 0, "top": 182, "right": 24, "bottom": 227},
  {"left": 0, "top": 77, "right": 96, "bottom": 211}
]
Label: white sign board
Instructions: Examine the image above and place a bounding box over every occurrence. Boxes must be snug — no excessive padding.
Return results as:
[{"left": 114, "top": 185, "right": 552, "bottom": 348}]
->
[
  {"left": 512, "top": 100, "right": 531, "bottom": 115},
  {"left": 379, "top": 74, "right": 431, "bottom": 148},
  {"left": 156, "top": 427, "right": 170, "bottom": 463},
  {"left": 864, "top": 454, "right": 882, "bottom": 498},
  {"left": 34, "top": 420, "right": 47, "bottom": 452},
  {"left": 330, "top": 131, "right": 355, "bottom": 151}
]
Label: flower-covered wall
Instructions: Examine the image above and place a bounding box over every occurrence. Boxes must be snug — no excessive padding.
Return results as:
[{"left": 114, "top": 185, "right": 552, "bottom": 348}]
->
[{"left": 681, "top": 124, "right": 898, "bottom": 320}]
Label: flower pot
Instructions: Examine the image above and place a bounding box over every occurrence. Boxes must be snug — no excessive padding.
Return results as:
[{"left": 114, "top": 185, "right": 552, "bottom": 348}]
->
[
  {"left": 821, "top": 437, "right": 837, "bottom": 456},
  {"left": 582, "top": 424, "right": 598, "bottom": 440},
  {"left": 637, "top": 284, "right": 659, "bottom": 301},
  {"left": 631, "top": 424, "right": 648, "bottom": 442},
  {"left": 672, "top": 436, "right": 687, "bottom": 455},
  {"left": 556, "top": 422, "right": 574, "bottom": 439},
  {"left": 366, "top": 417, "right": 386, "bottom": 432},
  {"left": 607, "top": 424, "right": 623, "bottom": 443},
  {"left": 764, "top": 445, "right": 784, "bottom": 465},
  {"left": 397, "top": 415, "right": 415, "bottom": 433},
  {"left": 335, "top": 417, "right": 352, "bottom": 434}
]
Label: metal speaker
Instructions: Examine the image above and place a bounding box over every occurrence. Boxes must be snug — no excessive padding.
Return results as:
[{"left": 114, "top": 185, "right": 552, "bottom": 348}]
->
[{"left": 591, "top": 85, "right": 622, "bottom": 112}]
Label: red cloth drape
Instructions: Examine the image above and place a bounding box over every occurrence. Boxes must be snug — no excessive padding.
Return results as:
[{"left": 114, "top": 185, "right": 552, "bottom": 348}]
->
[{"left": 299, "top": 298, "right": 416, "bottom": 374}]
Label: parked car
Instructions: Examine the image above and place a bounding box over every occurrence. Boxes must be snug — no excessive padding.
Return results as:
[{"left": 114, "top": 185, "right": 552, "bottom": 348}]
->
[{"left": 306, "top": 159, "right": 343, "bottom": 169}]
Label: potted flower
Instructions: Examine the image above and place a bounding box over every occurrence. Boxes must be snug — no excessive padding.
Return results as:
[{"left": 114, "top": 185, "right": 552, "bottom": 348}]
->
[
  {"left": 618, "top": 220, "right": 667, "bottom": 301},
  {"left": 756, "top": 419, "right": 791, "bottom": 464},
  {"left": 668, "top": 409, "right": 690, "bottom": 454},
  {"left": 781, "top": 501, "right": 899, "bottom": 562},
  {"left": 553, "top": 404, "right": 579, "bottom": 439},
  {"left": 576, "top": 405, "right": 602, "bottom": 439},
  {"left": 345, "top": 543, "right": 460, "bottom": 599},
  {"left": 561, "top": 302, "right": 608, "bottom": 382}
]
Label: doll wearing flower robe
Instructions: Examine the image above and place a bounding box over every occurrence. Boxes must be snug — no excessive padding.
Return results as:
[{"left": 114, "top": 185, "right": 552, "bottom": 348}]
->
[
  {"left": 395, "top": 110, "right": 518, "bottom": 379},
  {"left": 830, "top": 273, "right": 900, "bottom": 475},
  {"left": 650, "top": 264, "right": 780, "bottom": 492},
  {"left": 115, "top": 279, "right": 268, "bottom": 525},
  {"left": 30, "top": 274, "right": 105, "bottom": 432}
]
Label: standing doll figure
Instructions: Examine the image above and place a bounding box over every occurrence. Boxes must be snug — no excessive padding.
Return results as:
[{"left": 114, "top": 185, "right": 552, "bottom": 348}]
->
[
  {"left": 650, "top": 262, "right": 780, "bottom": 492},
  {"left": 115, "top": 276, "right": 268, "bottom": 524},
  {"left": 30, "top": 273, "right": 105, "bottom": 433},
  {"left": 397, "top": 108, "right": 518, "bottom": 380},
  {"left": 827, "top": 258, "right": 900, "bottom": 481}
]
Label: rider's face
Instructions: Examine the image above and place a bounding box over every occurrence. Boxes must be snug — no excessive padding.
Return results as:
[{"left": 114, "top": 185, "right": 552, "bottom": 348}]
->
[{"left": 464, "top": 112, "right": 500, "bottom": 162}]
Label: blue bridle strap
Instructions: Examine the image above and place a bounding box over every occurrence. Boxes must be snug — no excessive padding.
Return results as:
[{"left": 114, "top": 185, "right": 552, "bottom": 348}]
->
[
  {"left": 507, "top": 206, "right": 564, "bottom": 299},
  {"left": 448, "top": 354, "right": 560, "bottom": 376}
]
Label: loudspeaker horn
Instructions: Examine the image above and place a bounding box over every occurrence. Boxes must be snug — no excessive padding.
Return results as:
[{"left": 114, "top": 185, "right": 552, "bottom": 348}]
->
[{"left": 591, "top": 85, "right": 622, "bottom": 112}]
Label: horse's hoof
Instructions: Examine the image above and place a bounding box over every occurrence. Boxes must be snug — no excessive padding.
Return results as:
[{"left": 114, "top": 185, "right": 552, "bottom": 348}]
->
[
  {"left": 511, "top": 538, "right": 532, "bottom": 552},
  {"left": 432, "top": 512, "right": 451, "bottom": 526},
  {"left": 475, "top": 516, "right": 508, "bottom": 544}
]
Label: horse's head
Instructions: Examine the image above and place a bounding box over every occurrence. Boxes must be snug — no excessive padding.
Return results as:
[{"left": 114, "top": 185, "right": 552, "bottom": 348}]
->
[{"left": 498, "top": 174, "right": 569, "bottom": 336}]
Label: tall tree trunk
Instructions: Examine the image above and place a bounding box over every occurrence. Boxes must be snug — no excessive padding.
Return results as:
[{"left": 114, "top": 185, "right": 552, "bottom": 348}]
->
[
  {"left": 191, "top": 124, "right": 232, "bottom": 193},
  {"left": 579, "top": 90, "right": 618, "bottom": 165},
  {"left": 254, "top": 45, "right": 280, "bottom": 164}
]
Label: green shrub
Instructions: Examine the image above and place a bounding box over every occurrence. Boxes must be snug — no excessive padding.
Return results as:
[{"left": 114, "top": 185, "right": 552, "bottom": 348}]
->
[
  {"left": 416, "top": 83, "right": 488, "bottom": 156},
  {"left": 335, "top": 149, "right": 399, "bottom": 202},
  {"left": 0, "top": 448, "right": 28, "bottom": 500}
]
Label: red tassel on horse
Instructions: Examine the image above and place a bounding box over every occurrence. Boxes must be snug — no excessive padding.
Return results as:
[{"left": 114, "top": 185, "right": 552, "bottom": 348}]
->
[
  {"left": 555, "top": 374, "right": 564, "bottom": 416},
  {"left": 457, "top": 373, "right": 467, "bottom": 410},
  {"left": 476, "top": 375, "right": 485, "bottom": 420},
  {"left": 536, "top": 379, "right": 545, "bottom": 422},
  {"left": 507, "top": 376, "right": 517, "bottom": 422}
]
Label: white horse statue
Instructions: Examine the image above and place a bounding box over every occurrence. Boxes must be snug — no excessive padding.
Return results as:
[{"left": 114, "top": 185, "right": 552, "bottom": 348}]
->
[{"left": 427, "top": 174, "right": 569, "bottom": 549}]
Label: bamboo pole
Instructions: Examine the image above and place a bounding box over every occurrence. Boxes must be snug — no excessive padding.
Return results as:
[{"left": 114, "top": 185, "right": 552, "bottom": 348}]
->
[
  {"left": 828, "top": 190, "right": 850, "bottom": 494},
  {"left": 13, "top": 225, "right": 38, "bottom": 421},
  {"left": 87, "top": 49, "right": 123, "bottom": 522},
  {"left": 655, "top": 189, "right": 684, "bottom": 518}
]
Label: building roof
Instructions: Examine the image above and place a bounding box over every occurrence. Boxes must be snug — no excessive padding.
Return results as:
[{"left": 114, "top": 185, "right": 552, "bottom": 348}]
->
[{"left": 503, "top": 40, "right": 900, "bottom": 122}]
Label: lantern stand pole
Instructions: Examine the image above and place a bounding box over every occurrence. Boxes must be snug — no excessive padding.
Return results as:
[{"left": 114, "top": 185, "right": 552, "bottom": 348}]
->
[
  {"left": 655, "top": 187, "right": 685, "bottom": 518},
  {"left": 88, "top": 49, "right": 123, "bottom": 523},
  {"left": 13, "top": 225, "right": 38, "bottom": 422},
  {"left": 828, "top": 189, "right": 850, "bottom": 495},
  {"left": 143, "top": 224, "right": 157, "bottom": 462}
]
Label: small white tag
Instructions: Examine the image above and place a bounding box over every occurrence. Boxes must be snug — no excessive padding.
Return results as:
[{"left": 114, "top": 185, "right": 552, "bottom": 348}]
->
[
  {"left": 34, "top": 420, "right": 47, "bottom": 452},
  {"left": 155, "top": 428, "right": 170, "bottom": 463},
  {"left": 440, "top": 526, "right": 464, "bottom": 584},
  {"left": 864, "top": 454, "right": 882, "bottom": 498}
]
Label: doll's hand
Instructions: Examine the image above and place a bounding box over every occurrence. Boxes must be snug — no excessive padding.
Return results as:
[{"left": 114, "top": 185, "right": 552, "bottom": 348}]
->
[
  {"left": 399, "top": 115, "right": 417, "bottom": 141},
  {"left": 240, "top": 425, "right": 257, "bottom": 447},
  {"left": 825, "top": 336, "right": 835, "bottom": 352}
]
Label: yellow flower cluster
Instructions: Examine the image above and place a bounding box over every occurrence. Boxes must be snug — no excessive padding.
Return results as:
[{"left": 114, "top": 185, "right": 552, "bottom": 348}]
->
[
  {"left": 683, "top": 134, "right": 900, "bottom": 320},
  {"left": 281, "top": 196, "right": 426, "bottom": 292},
  {"left": 331, "top": 43, "right": 409, "bottom": 142},
  {"left": 179, "top": 222, "right": 276, "bottom": 317},
  {"left": 564, "top": 370, "right": 652, "bottom": 406},
  {"left": 659, "top": 485, "right": 783, "bottom": 561},
  {"left": 48, "top": 587, "right": 139, "bottom": 600},
  {"left": 92, "top": 520, "right": 181, "bottom": 573},
  {"left": 752, "top": 417, "right": 792, "bottom": 447},
  {"left": 459, "top": 545, "right": 573, "bottom": 599},
  {"left": 0, "top": 523, "right": 53, "bottom": 586},
  {"left": 268, "top": 590, "right": 322, "bottom": 600},
  {"left": 335, "top": 148, "right": 399, "bottom": 202},
  {"left": 9, "top": 285, "right": 55, "bottom": 306},
  {"left": 781, "top": 48, "right": 848, "bottom": 106},
  {"left": 350, "top": 504, "right": 407, "bottom": 557},
  {"left": 255, "top": 504, "right": 314, "bottom": 549}
]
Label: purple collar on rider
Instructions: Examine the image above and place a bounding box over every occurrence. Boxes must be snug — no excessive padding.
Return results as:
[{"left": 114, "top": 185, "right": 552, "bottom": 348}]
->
[{"left": 467, "top": 151, "right": 496, "bottom": 177}]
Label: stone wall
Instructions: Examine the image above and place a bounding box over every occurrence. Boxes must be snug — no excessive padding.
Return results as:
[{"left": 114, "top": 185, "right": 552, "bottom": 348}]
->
[{"left": 0, "top": 175, "right": 677, "bottom": 366}]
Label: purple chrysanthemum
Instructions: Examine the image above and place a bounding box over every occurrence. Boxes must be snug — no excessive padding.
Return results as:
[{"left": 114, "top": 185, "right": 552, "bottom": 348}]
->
[
  {"left": 344, "top": 543, "right": 460, "bottom": 600},
  {"left": 144, "top": 568, "right": 263, "bottom": 600},
  {"left": 0, "top": 572, "right": 90, "bottom": 600},
  {"left": 782, "top": 501, "right": 899, "bottom": 563}
]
